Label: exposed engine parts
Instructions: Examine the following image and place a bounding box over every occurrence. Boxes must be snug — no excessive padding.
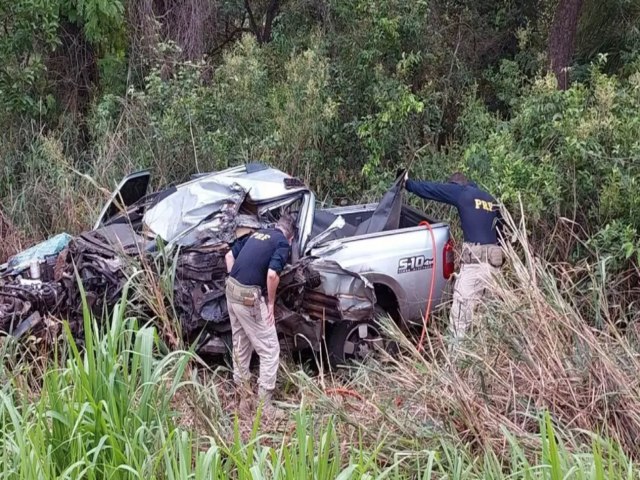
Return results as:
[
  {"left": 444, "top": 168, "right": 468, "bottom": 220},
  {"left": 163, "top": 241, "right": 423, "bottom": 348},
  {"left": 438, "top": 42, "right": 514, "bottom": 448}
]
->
[{"left": 0, "top": 164, "right": 380, "bottom": 358}]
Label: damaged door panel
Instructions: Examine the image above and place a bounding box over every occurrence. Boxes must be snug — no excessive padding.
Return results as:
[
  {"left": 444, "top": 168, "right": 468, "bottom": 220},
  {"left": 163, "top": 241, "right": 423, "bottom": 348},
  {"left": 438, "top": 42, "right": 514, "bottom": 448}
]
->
[
  {"left": 301, "top": 260, "right": 375, "bottom": 323},
  {"left": 94, "top": 170, "right": 151, "bottom": 230},
  {"left": 273, "top": 257, "right": 376, "bottom": 352}
]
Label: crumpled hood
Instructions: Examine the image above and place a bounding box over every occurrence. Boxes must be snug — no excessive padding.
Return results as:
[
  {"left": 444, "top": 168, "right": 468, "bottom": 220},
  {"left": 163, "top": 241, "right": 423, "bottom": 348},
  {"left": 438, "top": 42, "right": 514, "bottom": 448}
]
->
[
  {"left": 144, "top": 177, "right": 247, "bottom": 243},
  {"left": 143, "top": 166, "right": 307, "bottom": 243}
]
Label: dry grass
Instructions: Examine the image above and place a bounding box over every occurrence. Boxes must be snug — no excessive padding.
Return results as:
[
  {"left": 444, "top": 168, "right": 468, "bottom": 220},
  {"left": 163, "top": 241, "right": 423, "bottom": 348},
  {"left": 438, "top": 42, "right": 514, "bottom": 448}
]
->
[
  {"left": 0, "top": 208, "right": 29, "bottom": 262},
  {"left": 281, "top": 208, "right": 640, "bottom": 462}
]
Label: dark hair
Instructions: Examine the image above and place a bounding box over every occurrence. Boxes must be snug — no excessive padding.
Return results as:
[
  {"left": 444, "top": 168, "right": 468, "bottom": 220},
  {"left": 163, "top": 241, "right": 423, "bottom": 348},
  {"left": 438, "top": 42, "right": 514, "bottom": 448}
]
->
[
  {"left": 276, "top": 214, "right": 296, "bottom": 239},
  {"left": 448, "top": 172, "right": 470, "bottom": 186}
]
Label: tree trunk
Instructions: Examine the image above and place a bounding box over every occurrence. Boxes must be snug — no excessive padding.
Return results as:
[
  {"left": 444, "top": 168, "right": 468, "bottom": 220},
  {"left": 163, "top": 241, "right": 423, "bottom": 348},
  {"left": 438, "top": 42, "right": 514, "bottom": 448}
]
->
[
  {"left": 46, "top": 20, "right": 98, "bottom": 118},
  {"left": 244, "top": 0, "right": 282, "bottom": 45},
  {"left": 261, "top": 0, "right": 281, "bottom": 44},
  {"left": 548, "top": 0, "right": 584, "bottom": 90}
]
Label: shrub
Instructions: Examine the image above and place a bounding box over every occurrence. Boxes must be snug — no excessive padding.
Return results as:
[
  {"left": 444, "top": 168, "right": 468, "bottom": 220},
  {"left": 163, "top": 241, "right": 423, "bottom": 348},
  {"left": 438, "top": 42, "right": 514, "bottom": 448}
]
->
[{"left": 444, "top": 62, "right": 640, "bottom": 267}]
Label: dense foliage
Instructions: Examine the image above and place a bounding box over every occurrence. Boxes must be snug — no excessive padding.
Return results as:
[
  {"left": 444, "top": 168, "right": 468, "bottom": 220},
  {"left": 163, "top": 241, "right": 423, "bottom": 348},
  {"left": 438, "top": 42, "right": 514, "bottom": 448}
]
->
[
  {"left": 1, "top": 0, "right": 639, "bottom": 303},
  {"left": 3, "top": 0, "right": 640, "bottom": 475}
]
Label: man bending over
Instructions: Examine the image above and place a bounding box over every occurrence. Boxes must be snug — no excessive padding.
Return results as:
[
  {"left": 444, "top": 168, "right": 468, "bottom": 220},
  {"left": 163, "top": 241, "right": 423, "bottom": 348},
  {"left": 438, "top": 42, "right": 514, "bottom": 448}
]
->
[{"left": 225, "top": 215, "right": 295, "bottom": 411}]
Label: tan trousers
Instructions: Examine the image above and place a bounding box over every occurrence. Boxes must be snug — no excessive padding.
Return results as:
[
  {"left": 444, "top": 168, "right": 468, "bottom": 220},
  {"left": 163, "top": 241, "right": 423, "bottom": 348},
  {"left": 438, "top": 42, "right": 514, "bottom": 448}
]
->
[
  {"left": 449, "top": 243, "right": 502, "bottom": 341},
  {"left": 225, "top": 277, "right": 280, "bottom": 392}
]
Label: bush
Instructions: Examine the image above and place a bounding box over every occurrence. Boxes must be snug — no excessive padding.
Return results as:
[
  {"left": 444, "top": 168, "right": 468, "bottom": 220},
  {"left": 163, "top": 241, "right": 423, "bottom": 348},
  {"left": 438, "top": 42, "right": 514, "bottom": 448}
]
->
[
  {"left": 444, "top": 62, "right": 640, "bottom": 267},
  {"left": 108, "top": 37, "right": 336, "bottom": 190},
  {"left": 1, "top": 134, "right": 94, "bottom": 239}
]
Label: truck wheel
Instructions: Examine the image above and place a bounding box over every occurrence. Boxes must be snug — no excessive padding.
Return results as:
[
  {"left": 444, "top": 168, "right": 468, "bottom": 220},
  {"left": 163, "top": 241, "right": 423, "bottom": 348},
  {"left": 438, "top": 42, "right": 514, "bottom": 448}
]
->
[{"left": 327, "top": 320, "right": 384, "bottom": 367}]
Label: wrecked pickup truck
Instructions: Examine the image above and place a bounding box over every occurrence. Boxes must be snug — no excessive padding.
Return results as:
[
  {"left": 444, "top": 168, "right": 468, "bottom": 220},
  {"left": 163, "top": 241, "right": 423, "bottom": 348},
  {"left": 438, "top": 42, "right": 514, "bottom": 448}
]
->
[{"left": 0, "top": 163, "right": 453, "bottom": 363}]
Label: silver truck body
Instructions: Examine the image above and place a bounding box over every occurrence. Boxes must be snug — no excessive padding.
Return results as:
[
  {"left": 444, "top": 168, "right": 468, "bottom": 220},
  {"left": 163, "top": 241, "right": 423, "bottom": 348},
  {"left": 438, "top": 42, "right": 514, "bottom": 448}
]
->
[
  {"left": 310, "top": 204, "right": 451, "bottom": 323},
  {"left": 0, "top": 164, "right": 452, "bottom": 357}
]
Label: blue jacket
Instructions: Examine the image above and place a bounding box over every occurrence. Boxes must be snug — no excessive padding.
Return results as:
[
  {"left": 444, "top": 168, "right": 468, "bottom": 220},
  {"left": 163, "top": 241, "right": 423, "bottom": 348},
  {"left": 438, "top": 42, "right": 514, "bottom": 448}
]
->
[
  {"left": 230, "top": 228, "right": 290, "bottom": 291},
  {"left": 406, "top": 179, "right": 500, "bottom": 245}
]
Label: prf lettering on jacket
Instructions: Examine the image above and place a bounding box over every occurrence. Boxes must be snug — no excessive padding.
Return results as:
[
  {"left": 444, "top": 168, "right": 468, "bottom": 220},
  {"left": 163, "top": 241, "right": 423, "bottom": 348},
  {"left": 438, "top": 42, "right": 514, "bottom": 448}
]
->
[
  {"left": 474, "top": 199, "right": 494, "bottom": 212},
  {"left": 252, "top": 232, "right": 271, "bottom": 241}
]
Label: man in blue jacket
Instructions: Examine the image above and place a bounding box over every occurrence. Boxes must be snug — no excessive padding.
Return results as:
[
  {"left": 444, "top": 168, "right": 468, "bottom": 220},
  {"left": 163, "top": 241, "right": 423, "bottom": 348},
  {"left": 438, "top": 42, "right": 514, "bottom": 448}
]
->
[
  {"left": 403, "top": 172, "right": 504, "bottom": 342},
  {"left": 225, "top": 215, "right": 295, "bottom": 413}
]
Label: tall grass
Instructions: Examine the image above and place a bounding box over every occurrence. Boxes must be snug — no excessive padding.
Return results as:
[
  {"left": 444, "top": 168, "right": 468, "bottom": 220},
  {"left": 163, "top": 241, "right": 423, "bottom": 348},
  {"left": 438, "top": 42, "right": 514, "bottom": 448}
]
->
[
  {"left": 286, "top": 208, "right": 640, "bottom": 476},
  {"left": 0, "top": 270, "right": 639, "bottom": 478},
  {"left": 2, "top": 194, "right": 640, "bottom": 477},
  {"left": 0, "top": 278, "right": 408, "bottom": 478}
]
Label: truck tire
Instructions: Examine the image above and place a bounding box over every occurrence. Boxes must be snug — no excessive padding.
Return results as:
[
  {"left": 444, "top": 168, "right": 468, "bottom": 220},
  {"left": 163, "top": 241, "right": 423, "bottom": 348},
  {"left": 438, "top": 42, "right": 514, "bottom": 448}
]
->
[
  {"left": 327, "top": 319, "right": 384, "bottom": 367},
  {"left": 327, "top": 305, "right": 401, "bottom": 367}
]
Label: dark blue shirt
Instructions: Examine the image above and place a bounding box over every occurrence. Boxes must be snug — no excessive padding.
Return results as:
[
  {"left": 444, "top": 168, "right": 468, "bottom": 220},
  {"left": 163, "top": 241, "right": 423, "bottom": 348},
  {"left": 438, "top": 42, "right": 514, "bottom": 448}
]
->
[
  {"left": 229, "top": 228, "right": 290, "bottom": 290},
  {"left": 406, "top": 180, "right": 500, "bottom": 245}
]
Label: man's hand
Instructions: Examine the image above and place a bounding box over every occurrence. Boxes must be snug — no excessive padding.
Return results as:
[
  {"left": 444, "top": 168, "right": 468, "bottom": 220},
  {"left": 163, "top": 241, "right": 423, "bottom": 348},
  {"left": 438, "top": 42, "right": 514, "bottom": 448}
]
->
[
  {"left": 396, "top": 168, "right": 409, "bottom": 185},
  {"left": 266, "top": 304, "right": 276, "bottom": 326}
]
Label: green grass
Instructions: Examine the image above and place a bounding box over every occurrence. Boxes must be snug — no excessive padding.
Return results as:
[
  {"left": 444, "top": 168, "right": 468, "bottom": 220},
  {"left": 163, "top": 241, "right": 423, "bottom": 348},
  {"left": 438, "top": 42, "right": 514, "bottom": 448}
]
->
[
  {"left": 1, "top": 212, "right": 639, "bottom": 478},
  {"left": 0, "top": 276, "right": 638, "bottom": 479}
]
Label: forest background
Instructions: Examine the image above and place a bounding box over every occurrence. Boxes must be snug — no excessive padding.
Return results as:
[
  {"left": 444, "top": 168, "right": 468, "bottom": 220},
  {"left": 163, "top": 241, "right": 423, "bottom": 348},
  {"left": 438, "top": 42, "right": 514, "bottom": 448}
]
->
[
  {"left": 3, "top": 0, "right": 640, "bottom": 477},
  {"left": 4, "top": 0, "right": 640, "bottom": 279}
]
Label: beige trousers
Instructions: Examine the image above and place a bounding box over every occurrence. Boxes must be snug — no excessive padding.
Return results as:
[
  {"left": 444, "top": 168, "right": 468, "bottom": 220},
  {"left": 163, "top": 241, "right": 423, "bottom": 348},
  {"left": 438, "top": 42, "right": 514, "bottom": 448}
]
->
[
  {"left": 449, "top": 244, "right": 502, "bottom": 341},
  {"left": 225, "top": 278, "right": 280, "bottom": 392}
]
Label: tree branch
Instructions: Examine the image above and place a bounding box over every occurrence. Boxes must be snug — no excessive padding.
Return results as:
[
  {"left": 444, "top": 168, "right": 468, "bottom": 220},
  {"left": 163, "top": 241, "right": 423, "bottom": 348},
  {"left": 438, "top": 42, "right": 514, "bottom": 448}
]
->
[
  {"left": 244, "top": 0, "right": 262, "bottom": 44},
  {"left": 210, "top": 26, "right": 254, "bottom": 55}
]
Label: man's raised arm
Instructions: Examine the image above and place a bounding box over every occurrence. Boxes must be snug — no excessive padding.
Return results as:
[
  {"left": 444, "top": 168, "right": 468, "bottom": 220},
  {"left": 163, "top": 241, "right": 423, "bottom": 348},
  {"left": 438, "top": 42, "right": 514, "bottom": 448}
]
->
[{"left": 405, "top": 179, "right": 464, "bottom": 206}]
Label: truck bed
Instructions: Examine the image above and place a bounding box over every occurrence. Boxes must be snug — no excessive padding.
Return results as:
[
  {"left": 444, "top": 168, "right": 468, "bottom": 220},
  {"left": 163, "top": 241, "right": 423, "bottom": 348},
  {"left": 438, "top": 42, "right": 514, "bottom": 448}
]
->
[{"left": 311, "top": 203, "right": 442, "bottom": 240}]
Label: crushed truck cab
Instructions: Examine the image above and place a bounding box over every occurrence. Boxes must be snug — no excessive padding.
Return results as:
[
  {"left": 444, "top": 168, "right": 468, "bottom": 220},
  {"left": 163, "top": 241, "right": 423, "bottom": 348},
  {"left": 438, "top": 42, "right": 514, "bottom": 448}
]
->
[{"left": 0, "top": 163, "right": 452, "bottom": 363}]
